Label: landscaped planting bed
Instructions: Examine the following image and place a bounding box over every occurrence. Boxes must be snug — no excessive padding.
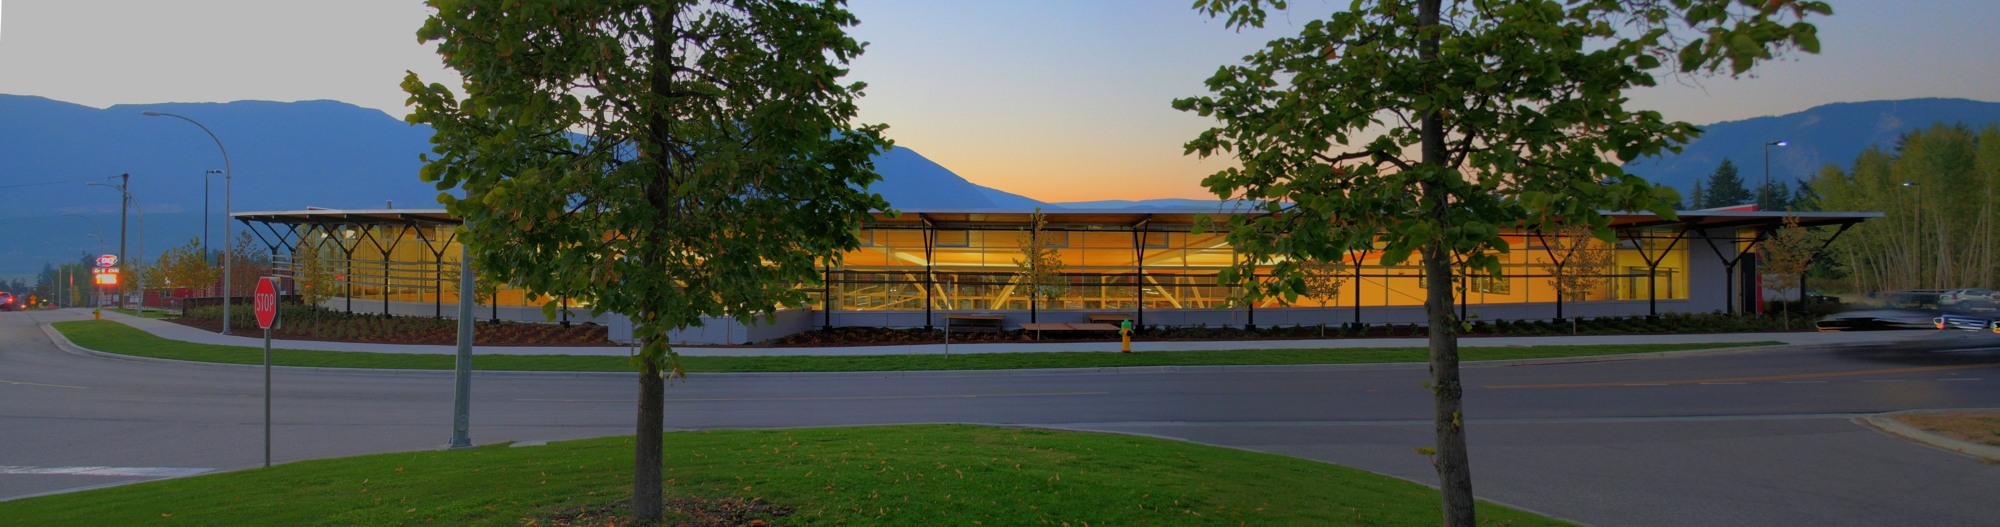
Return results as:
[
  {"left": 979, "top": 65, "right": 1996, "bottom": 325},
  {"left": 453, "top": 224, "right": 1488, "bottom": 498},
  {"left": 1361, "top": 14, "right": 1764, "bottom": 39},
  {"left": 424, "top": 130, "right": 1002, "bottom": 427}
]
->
[
  {"left": 772, "top": 311, "right": 1820, "bottom": 347},
  {"left": 173, "top": 304, "right": 614, "bottom": 346}
]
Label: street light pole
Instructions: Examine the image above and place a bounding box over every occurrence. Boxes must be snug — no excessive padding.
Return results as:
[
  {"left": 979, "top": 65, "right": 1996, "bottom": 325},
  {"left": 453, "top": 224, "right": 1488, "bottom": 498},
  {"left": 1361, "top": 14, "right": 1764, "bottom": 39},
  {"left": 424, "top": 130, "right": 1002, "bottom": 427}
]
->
[
  {"left": 205, "top": 169, "right": 223, "bottom": 255},
  {"left": 1763, "top": 141, "right": 1787, "bottom": 210},
  {"left": 146, "top": 111, "right": 234, "bottom": 334},
  {"left": 87, "top": 176, "right": 131, "bottom": 308}
]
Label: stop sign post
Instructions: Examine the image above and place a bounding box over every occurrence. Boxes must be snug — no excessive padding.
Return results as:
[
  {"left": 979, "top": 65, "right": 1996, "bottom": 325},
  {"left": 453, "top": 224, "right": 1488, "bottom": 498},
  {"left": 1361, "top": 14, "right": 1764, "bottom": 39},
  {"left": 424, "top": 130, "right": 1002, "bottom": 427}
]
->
[{"left": 255, "top": 277, "right": 277, "bottom": 468}]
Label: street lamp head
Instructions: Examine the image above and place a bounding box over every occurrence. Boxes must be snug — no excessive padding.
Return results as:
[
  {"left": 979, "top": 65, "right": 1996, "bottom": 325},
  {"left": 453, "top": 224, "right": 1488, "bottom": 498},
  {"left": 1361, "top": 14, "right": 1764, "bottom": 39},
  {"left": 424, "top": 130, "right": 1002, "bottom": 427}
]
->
[
  {"left": 206, "top": 169, "right": 224, "bottom": 174},
  {"left": 141, "top": 111, "right": 164, "bottom": 116},
  {"left": 1902, "top": 181, "right": 1919, "bottom": 187},
  {"left": 1768, "top": 140, "right": 1787, "bottom": 147}
]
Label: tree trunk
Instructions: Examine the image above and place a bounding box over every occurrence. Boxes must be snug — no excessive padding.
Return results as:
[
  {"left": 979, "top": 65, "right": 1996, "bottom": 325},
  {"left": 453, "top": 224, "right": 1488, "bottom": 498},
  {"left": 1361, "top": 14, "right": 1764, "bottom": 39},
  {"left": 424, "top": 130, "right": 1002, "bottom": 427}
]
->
[
  {"left": 1417, "top": 0, "right": 1475, "bottom": 524},
  {"left": 633, "top": 351, "right": 665, "bottom": 520}
]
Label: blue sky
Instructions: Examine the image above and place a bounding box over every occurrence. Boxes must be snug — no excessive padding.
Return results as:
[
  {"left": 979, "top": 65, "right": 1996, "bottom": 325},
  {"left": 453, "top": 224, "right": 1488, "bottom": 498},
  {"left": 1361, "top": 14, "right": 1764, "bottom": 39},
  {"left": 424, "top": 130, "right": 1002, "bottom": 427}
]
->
[{"left": 2, "top": 0, "right": 1996, "bottom": 201}]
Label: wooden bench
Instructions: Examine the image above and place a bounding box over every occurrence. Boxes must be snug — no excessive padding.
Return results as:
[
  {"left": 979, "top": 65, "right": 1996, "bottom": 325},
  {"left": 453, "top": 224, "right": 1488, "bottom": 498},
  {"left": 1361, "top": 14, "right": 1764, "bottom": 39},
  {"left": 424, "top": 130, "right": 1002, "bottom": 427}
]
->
[
  {"left": 1019, "top": 322, "right": 1123, "bottom": 339},
  {"left": 1086, "top": 314, "right": 1136, "bottom": 324},
  {"left": 945, "top": 314, "right": 1005, "bottom": 333}
]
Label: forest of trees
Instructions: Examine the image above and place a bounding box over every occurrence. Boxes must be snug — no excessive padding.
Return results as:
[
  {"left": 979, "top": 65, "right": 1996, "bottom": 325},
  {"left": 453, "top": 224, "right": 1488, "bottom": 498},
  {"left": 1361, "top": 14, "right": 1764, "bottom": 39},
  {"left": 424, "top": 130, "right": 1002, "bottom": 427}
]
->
[
  {"left": 1683, "top": 157, "right": 1812, "bottom": 211},
  {"left": 1810, "top": 123, "right": 2000, "bottom": 292}
]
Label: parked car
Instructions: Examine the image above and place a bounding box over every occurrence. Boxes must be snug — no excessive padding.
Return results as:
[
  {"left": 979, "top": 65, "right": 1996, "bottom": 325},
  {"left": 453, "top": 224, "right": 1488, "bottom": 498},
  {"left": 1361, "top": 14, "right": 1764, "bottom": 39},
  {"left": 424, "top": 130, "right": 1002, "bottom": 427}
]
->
[
  {"left": 1938, "top": 288, "right": 1997, "bottom": 309},
  {"left": 0, "top": 292, "right": 15, "bottom": 311},
  {"left": 1801, "top": 290, "right": 1841, "bottom": 304}
]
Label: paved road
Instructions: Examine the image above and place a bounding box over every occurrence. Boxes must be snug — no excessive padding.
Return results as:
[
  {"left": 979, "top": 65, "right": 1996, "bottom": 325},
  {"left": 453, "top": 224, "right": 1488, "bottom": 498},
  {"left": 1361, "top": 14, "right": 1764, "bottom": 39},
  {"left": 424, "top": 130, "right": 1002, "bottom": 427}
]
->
[{"left": 5, "top": 309, "right": 2000, "bottom": 526}]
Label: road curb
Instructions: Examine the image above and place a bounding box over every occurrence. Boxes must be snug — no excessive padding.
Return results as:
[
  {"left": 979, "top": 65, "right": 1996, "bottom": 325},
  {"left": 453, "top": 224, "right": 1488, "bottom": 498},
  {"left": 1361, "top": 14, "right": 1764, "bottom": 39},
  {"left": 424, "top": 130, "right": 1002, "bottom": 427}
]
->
[
  {"left": 41, "top": 319, "right": 1793, "bottom": 379},
  {"left": 1855, "top": 409, "right": 2000, "bottom": 462}
]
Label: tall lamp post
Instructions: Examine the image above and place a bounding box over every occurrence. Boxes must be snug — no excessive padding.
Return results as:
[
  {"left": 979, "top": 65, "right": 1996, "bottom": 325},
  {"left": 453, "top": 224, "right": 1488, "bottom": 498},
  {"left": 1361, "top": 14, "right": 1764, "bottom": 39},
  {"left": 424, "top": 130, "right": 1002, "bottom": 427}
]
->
[
  {"left": 146, "top": 111, "right": 234, "bottom": 334},
  {"left": 204, "top": 169, "right": 223, "bottom": 255},
  {"left": 1762, "top": 140, "right": 1787, "bottom": 210},
  {"left": 1901, "top": 181, "right": 1932, "bottom": 290},
  {"left": 86, "top": 177, "right": 131, "bottom": 308}
]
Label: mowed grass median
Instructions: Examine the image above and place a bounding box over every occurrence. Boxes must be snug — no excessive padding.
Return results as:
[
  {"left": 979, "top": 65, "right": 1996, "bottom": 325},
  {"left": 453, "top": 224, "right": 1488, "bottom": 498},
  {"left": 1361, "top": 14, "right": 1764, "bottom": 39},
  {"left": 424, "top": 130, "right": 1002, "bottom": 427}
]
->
[
  {"left": 54, "top": 319, "right": 1777, "bottom": 373},
  {"left": 0, "top": 424, "right": 1573, "bottom": 526}
]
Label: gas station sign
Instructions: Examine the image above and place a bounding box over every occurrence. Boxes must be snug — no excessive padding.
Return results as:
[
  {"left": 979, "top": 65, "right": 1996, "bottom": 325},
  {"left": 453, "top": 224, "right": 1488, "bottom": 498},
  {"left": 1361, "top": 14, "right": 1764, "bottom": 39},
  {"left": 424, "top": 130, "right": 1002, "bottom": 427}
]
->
[{"left": 96, "top": 254, "right": 118, "bottom": 268}]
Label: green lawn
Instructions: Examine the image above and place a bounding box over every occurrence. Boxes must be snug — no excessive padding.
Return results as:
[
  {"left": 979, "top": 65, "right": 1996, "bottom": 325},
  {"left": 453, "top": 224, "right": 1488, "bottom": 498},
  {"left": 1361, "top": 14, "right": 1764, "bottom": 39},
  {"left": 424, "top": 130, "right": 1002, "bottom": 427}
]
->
[
  {"left": 0, "top": 424, "right": 1572, "bottom": 526},
  {"left": 55, "top": 319, "right": 1777, "bottom": 373}
]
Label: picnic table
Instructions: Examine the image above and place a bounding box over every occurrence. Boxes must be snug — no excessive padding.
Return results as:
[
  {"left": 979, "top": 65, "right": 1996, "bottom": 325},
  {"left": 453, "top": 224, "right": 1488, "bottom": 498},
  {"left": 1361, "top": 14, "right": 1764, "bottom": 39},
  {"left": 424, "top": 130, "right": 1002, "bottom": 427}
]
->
[{"left": 945, "top": 314, "right": 1005, "bottom": 332}]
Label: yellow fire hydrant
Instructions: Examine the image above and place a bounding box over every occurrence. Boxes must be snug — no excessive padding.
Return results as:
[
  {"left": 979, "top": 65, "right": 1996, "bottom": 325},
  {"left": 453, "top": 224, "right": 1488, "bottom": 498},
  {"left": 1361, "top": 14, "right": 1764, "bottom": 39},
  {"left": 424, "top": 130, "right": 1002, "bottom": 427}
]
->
[
  {"left": 1120, "top": 319, "right": 1133, "bottom": 353},
  {"left": 94, "top": 309, "right": 101, "bottom": 320}
]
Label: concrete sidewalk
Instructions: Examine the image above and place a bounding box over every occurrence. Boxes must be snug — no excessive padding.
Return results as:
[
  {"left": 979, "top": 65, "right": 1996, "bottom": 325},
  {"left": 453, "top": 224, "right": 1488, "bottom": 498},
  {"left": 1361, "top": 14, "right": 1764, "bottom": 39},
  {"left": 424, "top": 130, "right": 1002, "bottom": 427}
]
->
[{"left": 66, "top": 308, "right": 1941, "bottom": 357}]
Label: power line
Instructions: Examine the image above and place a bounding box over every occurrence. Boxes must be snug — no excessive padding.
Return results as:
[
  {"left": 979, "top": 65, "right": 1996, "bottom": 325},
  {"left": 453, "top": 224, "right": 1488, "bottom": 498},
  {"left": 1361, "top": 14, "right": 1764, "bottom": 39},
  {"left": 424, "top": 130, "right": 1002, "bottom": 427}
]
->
[{"left": 0, "top": 176, "right": 119, "bottom": 190}]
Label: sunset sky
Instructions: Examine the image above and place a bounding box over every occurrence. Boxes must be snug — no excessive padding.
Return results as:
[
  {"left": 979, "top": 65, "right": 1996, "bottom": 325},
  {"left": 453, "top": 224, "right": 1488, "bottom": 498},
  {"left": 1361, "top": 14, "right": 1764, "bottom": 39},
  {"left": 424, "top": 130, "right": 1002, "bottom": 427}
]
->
[{"left": 2, "top": 0, "right": 1996, "bottom": 202}]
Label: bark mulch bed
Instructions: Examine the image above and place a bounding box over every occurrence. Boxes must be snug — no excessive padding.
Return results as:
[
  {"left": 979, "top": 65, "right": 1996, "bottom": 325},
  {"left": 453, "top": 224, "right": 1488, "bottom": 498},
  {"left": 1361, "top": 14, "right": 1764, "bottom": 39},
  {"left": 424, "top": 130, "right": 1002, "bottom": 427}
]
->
[
  {"left": 1892, "top": 411, "right": 2000, "bottom": 447},
  {"left": 528, "top": 497, "right": 794, "bottom": 527},
  {"left": 168, "top": 315, "right": 617, "bottom": 347}
]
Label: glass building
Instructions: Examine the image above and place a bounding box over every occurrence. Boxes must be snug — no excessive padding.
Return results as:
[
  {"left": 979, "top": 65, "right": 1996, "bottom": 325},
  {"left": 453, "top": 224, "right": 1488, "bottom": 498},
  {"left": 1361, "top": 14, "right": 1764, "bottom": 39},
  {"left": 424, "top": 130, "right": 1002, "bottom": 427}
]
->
[{"left": 232, "top": 207, "right": 1876, "bottom": 343}]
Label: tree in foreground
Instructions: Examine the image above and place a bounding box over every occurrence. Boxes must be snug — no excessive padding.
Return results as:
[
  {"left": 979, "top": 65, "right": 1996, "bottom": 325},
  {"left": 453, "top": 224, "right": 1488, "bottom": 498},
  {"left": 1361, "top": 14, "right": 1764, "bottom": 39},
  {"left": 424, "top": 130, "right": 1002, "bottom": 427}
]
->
[
  {"left": 1177, "top": 0, "right": 1826, "bottom": 523},
  {"left": 403, "top": 0, "right": 890, "bottom": 520}
]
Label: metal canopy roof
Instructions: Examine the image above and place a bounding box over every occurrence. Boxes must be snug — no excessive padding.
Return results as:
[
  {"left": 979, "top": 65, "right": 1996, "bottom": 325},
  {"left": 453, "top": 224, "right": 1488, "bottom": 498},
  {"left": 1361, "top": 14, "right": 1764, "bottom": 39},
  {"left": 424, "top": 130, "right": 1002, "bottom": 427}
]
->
[
  {"left": 232, "top": 208, "right": 461, "bottom": 226},
  {"left": 233, "top": 207, "right": 1880, "bottom": 231}
]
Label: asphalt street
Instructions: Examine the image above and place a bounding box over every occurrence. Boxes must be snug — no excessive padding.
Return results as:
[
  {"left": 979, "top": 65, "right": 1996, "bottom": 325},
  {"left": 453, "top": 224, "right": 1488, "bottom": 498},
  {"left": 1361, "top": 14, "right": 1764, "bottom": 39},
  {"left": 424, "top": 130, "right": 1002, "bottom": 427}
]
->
[{"left": 5, "top": 309, "right": 1999, "bottom": 526}]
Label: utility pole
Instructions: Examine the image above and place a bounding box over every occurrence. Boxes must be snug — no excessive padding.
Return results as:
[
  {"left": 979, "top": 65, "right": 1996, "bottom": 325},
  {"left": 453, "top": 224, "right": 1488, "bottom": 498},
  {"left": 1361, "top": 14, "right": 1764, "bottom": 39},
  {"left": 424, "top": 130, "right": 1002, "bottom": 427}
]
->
[{"left": 118, "top": 173, "right": 129, "bottom": 308}]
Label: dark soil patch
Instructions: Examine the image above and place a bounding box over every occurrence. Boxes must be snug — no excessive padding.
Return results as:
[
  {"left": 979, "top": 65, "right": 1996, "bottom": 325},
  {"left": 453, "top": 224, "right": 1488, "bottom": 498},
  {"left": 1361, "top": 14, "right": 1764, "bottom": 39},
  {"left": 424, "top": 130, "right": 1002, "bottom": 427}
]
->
[{"left": 530, "top": 497, "right": 794, "bottom": 527}]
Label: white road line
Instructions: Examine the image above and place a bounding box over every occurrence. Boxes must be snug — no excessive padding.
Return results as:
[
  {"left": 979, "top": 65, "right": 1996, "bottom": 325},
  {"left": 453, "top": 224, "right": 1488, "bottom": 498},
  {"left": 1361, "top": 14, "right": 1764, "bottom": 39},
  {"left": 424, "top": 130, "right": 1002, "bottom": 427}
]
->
[
  {"left": 1939, "top": 378, "right": 1982, "bottom": 381},
  {"left": 0, "top": 379, "right": 88, "bottom": 390},
  {"left": 0, "top": 466, "right": 211, "bottom": 477},
  {"left": 1781, "top": 381, "right": 1827, "bottom": 384},
  {"left": 1622, "top": 383, "right": 1668, "bottom": 386},
  {"left": 1861, "top": 379, "right": 1907, "bottom": 383},
  {"left": 1700, "top": 382, "right": 1746, "bottom": 385}
]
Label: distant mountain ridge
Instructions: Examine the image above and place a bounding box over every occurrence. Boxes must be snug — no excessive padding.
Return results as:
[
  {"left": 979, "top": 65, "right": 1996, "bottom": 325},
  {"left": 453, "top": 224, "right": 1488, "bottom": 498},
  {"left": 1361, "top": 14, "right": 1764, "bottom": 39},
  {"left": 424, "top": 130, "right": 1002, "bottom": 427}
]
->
[
  {"left": 0, "top": 94, "right": 1051, "bottom": 277},
  {"left": 0, "top": 94, "right": 1055, "bottom": 217},
  {"left": 1622, "top": 98, "right": 2000, "bottom": 194}
]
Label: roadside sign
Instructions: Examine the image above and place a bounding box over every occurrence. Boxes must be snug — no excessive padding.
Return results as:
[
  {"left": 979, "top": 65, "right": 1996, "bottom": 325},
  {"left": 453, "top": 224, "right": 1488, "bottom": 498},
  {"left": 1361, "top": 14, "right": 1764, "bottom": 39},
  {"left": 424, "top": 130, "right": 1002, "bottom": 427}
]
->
[
  {"left": 254, "top": 277, "right": 278, "bottom": 329},
  {"left": 92, "top": 267, "right": 119, "bottom": 285},
  {"left": 96, "top": 254, "right": 118, "bottom": 268}
]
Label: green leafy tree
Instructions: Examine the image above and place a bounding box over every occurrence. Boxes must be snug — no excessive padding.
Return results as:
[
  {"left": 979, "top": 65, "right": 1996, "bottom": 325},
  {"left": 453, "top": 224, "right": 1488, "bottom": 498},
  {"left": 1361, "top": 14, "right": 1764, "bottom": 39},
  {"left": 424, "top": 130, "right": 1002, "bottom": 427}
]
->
[
  {"left": 1760, "top": 214, "right": 1818, "bottom": 328},
  {"left": 1301, "top": 259, "right": 1345, "bottom": 336},
  {"left": 403, "top": 0, "right": 890, "bottom": 520},
  {"left": 1176, "top": 0, "right": 1825, "bottom": 523},
  {"left": 1701, "top": 158, "right": 1753, "bottom": 208},
  {"left": 1812, "top": 123, "right": 1999, "bottom": 292},
  {"left": 1013, "top": 207, "right": 1070, "bottom": 320}
]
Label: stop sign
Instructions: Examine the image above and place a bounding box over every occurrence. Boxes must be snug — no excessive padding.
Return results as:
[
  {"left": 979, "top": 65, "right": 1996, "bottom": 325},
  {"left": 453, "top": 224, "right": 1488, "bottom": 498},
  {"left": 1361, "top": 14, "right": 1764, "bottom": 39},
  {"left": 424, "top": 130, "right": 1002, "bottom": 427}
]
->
[{"left": 254, "top": 277, "right": 278, "bottom": 329}]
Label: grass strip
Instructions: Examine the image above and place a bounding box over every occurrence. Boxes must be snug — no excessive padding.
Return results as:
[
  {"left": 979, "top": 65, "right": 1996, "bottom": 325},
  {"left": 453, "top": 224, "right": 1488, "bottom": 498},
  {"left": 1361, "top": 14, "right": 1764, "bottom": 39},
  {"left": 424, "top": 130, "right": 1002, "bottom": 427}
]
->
[
  {"left": 0, "top": 424, "right": 1573, "bottom": 526},
  {"left": 55, "top": 319, "right": 1777, "bottom": 373}
]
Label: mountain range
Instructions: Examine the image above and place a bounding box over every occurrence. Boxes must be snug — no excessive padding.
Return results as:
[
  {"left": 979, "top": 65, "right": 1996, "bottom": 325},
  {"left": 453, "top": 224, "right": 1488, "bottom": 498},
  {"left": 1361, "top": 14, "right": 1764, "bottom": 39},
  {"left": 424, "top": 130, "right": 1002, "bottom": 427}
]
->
[
  {"left": 4, "top": 95, "right": 1998, "bottom": 278},
  {"left": 1620, "top": 98, "right": 2000, "bottom": 195}
]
